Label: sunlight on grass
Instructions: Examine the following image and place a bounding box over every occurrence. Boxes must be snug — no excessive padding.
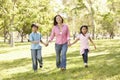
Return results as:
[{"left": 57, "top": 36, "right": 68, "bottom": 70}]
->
[
  {"left": 106, "top": 75, "right": 120, "bottom": 80},
  {"left": 1, "top": 64, "right": 31, "bottom": 79},
  {"left": 90, "top": 51, "right": 109, "bottom": 56},
  {"left": 0, "top": 39, "right": 120, "bottom": 80}
]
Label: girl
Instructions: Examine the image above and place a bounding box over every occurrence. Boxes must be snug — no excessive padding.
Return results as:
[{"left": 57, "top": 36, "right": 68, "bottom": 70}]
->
[
  {"left": 70, "top": 25, "right": 96, "bottom": 67},
  {"left": 47, "top": 15, "right": 70, "bottom": 71}
]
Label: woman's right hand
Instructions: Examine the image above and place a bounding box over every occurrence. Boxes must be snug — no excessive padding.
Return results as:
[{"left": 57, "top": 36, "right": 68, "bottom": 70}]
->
[{"left": 67, "top": 40, "right": 71, "bottom": 46}]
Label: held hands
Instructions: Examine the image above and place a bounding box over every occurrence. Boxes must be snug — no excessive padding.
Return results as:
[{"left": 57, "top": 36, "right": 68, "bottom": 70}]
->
[
  {"left": 45, "top": 42, "right": 49, "bottom": 47},
  {"left": 68, "top": 43, "right": 71, "bottom": 46},
  {"left": 68, "top": 42, "right": 72, "bottom": 47},
  {"left": 45, "top": 43, "right": 48, "bottom": 47},
  {"left": 67, "top": 41, "right": 70, "bottom": 47}
]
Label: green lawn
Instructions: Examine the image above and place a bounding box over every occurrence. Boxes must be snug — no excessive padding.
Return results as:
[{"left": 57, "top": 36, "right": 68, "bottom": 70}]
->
[{"left": 0, "top": 39, "right": 120, "bottom": 80}]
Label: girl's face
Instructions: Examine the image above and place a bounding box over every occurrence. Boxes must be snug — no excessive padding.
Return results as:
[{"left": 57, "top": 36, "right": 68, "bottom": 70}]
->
[
  {"left": 56, "top": 16, "right": 62, "bottom": 24},
  {"left": 32, "top": 26, "right": 38, "bottom": 32},
  {"left": 81, "top": 27, "right": 88, "bottom": 34}
]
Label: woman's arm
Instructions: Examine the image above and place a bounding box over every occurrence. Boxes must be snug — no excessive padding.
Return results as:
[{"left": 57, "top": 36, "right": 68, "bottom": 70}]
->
[
  {"left": 67, "top": 26, "right": 70, "bottom": 45},
  {"left": 89, "top": 37, "right": 96, "bottom": 49},
  {"left": 46, "top": 27, "right": 55, "bottom": 45},
  {"left": 48, "top": 27, "right": 55, "bottom": 43}
]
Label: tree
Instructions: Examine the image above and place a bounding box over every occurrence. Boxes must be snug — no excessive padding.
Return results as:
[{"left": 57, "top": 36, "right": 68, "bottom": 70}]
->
[{"left": 0, "top": 0, "right": 55, "bottom": 43}]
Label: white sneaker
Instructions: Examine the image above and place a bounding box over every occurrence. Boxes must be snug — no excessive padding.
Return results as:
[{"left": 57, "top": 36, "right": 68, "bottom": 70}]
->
[{"left": 84, "top": 63, "right": 88, "bottom": 68}]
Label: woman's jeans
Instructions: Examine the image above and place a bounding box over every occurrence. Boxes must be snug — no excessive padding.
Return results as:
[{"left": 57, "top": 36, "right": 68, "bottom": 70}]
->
[
  {"left": 82, "top": 49, "right": 89, "bottom": 63},
  {"left": 31, "top": 49, "right": 42, "bottom": 71},
  {"left": 55, "top": 42, "right": 68, "bottom": 69}
]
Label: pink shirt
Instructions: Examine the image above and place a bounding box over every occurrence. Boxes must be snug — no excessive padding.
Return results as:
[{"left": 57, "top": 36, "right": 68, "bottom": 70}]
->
[
  {"left": 77, "top": 33, "right": 90, "bottom": 54},
  {"left": 49, "top": 24, "right": 70, "bottom": 44}
]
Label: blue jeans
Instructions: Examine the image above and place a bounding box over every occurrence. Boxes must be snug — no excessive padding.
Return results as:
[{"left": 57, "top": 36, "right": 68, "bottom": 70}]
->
[
  {"left": 55, "top": 42, "right": 68, "bottom": 69},
  {"left": 31, "top": 49, "right": 42, "bottom": 71},
  {"left": 82, "top": 49, "right": 89, "bottom": 63}
]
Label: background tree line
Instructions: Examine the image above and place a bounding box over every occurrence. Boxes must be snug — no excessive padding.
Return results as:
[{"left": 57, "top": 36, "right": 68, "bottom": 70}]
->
[{"left": 0, "top": 0, "right": 120, "bottom": 46}]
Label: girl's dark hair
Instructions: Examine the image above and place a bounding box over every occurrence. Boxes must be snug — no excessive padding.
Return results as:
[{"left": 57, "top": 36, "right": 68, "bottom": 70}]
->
[
  {"left": 80, "top": 25, "right": 88, "bottom": 34},
  {"left": 54, "top": 15, "right": 64, "bottom": 26},
  {"left": 31, "top": 23, "right": 38, "bottom": 29}
]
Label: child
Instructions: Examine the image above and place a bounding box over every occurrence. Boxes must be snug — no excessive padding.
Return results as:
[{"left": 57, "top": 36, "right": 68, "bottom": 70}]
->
[
  {"left": 29, "top": 23, "right": 48, "bottom": 72},
  {"left": 70, "top": 25, "right": 96, "bottom": 68}
]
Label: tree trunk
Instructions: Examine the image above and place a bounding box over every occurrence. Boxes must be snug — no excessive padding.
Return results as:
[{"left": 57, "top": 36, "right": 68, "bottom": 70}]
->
[
  {"left": 10, "top": 15, "right": 15, "bottom": 47},
  {"left": 9, "top": 0, "right": 16, "bottom": 47},
  {"left": 21, "top": 33, "right": 24, "bottom": 42},
  {"left": 46, "top": 33, "right": 49, "bottom": 42},
  {"left": 110, "top": 32, "right": 114, "bottom": 39},
  {"left": 3, "top": 20, "right": 8, "bottom": 43},
  {"left": 91, "top": 14, "right": 95, "bottom": 39},
  {"left": 84, "top": 0, "right": 95, "bottom": 39},
  {"left": 73, "top": 32, "right": 76, "bottom": 40},
  {"left": 4, "top": 25, "right": 6, "bottom": 43},
  {"left": 10, "top": 32, "right": 14, "bottom": 46}
]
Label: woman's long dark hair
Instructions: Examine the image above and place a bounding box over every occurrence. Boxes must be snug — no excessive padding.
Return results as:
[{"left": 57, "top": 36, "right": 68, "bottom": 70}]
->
[
  {"left": 54, "top": 15, "right": 64, "bottom": 26},
  {"left": 80, "top": 25, "right": 88, "bottom": 34}
]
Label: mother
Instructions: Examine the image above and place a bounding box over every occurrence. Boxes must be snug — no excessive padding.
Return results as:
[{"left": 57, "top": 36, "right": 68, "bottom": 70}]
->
[{"left": 47, "top": 15, "right": 70, "bottom": 71}]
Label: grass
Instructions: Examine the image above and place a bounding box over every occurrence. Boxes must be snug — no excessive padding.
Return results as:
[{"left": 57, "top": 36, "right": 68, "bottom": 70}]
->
[
  {"left": 0, "top": 39, "right": 120, "bottom": 80},
  {"left": 0, "top": 42, "right": 30, "bottom": 54}
]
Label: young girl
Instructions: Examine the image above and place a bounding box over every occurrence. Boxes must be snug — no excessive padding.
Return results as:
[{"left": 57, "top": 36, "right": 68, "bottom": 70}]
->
[{"left": 70, "top": 25, "right": 96, "bottom": 68}]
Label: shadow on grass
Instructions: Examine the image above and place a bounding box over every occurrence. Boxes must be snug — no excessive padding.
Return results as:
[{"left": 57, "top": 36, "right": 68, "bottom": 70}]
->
[
  {"left": 0, "top": 58, "right": 31, "bottom": 70},
  {"left": 15, "top": 42, "right": 30, "bottom": 46},
  {"left": 0, "top": 42, "right": 30, "bottom": 48},
  {"left": 0, "top": 42, "right": 30, "bottom": 54},
  {"left": 1, "top": 40, "right": 120, "bottom": 80},
  {"left": 0, "top": 49, "right": 23, "bottom": 54},
  {"left": 2, "top": 46, "right": 120, "bottom": 80}
]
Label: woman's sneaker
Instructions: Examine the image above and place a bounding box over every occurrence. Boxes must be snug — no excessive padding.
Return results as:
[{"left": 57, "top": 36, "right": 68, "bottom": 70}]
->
[
  {"left": 40, "top": 64, "right": 43, "bottom": 68},
  {"left": 61, "top": 68, "right": 66, "bottom": 71}
]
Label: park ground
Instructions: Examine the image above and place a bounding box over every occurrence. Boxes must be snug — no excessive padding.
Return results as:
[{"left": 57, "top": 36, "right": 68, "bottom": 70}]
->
[{"left": 0, "top": 39, "right": 120, "bottom": 80}]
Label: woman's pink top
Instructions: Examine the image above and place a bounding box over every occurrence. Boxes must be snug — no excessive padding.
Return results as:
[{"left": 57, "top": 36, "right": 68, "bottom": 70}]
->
[{"left": 49, "top": 24, "right": 70, "bottom": 44}]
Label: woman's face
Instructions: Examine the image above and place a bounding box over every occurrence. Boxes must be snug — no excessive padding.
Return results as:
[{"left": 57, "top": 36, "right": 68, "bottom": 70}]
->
[
  {"left": 82, "top": 27, "right": 88, "bottom": 34},
  {"left": 56, "top": 16, "right": 62, "bottom": 24}
]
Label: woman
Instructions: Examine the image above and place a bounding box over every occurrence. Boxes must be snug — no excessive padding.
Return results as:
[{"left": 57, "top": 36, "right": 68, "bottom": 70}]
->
[{"left": 47, "top": 15, "right": 70, "bottom": 71}]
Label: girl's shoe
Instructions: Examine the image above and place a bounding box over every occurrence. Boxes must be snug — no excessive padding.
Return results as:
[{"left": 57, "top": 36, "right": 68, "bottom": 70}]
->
[
  {"left": 84, "top": 63, "right": 88, "bottom": 68},
  {"left": 85, "top": 65, "right": 88, "bottom": 68}
]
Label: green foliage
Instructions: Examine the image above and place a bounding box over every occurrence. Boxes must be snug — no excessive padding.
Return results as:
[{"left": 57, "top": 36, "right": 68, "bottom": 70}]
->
[
  {"left": 0, "top": 0, "right": 54, "bottom": 37},
  {"left": 0, "top": 0, "right": 120, "bottom": 41}
]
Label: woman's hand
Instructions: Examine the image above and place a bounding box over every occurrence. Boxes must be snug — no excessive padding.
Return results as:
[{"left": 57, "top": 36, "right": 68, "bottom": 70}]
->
[
  {"left": 67, "top": 41, "right": 71, "bottom": 47},
  {"left": 68, "top": 43, "right": 71, "bottom": 47},
  {"left": 45, "top": 41, "right": 49, "bottom": 47}
]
